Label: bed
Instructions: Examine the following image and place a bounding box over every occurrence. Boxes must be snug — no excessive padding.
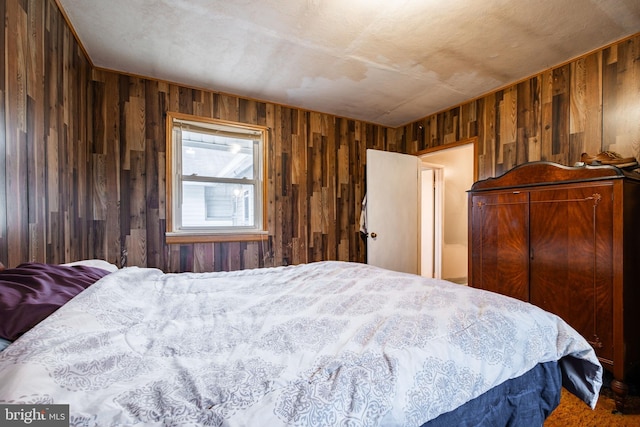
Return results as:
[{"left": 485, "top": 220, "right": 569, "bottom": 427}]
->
[{"left": 0, "top": 260, "right": 602, "bottom": 426}]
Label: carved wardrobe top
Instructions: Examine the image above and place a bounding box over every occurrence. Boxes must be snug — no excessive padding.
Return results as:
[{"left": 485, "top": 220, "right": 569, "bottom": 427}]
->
[{"left": 469, "top": 161, "right": 640, "bottom": 193}]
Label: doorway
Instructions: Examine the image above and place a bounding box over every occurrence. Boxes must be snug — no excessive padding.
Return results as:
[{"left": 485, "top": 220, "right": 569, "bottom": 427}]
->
[
  {"left": 418, "top": 139, "right": 476, "bottom": 284},
  {"left": 364, "top": 139, "right": 476, "bottom": 279}
]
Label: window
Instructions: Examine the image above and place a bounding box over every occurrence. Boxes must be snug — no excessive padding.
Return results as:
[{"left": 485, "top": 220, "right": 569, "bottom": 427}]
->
[{"left": 166, "top": 112, "right": 268, "bottom": 242}]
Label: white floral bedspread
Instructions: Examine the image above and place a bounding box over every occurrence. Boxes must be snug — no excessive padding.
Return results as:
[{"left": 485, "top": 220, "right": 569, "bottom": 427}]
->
[{"left": 0, "top": 261, "right": 602, "bottom": 426}]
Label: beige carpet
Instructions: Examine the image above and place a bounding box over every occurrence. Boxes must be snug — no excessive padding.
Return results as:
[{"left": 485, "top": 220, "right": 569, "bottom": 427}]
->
[{"left": 545, "top": 387, "right": 640, "bottom": 427}]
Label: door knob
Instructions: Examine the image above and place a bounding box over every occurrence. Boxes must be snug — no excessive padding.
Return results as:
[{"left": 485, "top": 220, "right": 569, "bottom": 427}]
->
[{"left": 370, "top": 232, "right": 377, "bottom": 238}]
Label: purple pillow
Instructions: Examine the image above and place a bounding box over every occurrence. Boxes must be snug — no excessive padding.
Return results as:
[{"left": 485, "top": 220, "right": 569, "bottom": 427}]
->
[{"left": 0, "top": 263, "right": 111, "bottom": 341}]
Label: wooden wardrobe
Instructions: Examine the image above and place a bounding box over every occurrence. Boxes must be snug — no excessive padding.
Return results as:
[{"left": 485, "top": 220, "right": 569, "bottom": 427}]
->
[{"left": 467, "top": 161, "right": 640, "bottom": 412}]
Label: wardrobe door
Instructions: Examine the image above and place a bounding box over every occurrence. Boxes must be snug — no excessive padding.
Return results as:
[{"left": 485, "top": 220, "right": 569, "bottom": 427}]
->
[
  {"left": 469, "top": 191, "right": 529, "bottom": 301},
  {"left": 529, "top": 183, "right": 614, "bottom": 361}
]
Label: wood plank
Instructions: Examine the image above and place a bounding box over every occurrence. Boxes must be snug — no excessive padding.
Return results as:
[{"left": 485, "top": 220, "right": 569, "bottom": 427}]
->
[
  {"left": 540, "top": 69, "right": 554, "bottom": 161},
  {"left": 526, "top": 77, "right": 542, "bottom": 162},
  {"left": 0, "top": 0, "right": 6, "bottom": 264},
  {"left": 129, "top": 150, "right": 146, "bottom": 230},
  {"left": 570, "top": 58, "right": 587, "bottom": 136},
  {"left": 498, "top": 87, "right": 517, "bottom": 166},
  {"left": 583, "top": 52, "right": 603, "bottom": 158},
  {"left": 552, "top": 65, "right": 570, "bottom": 159},
  {"left": 272, "top": 105, "right": 284, "bottom": 266},
  {"left": 243, "top": 241, "right": 260, "bottom": 270},
  {"left": 294, "top": 113, "right": 308, "bottom": 264},
  {"left": 144, "top": 81, "right": 161, "bottom": 267},
  {"left": 516, "top": 78, "right": 539, "bottom": 164},
  {"left": 125, "top": 228, "right": 146, "bottom": 267},
  {"left": 125, "top": 96, "right": 145, "bottom": 153},
  {"left": 265, "top": 104, "right": 277, "bottom": 267},
  {"left": 6, "top": 0, "right": 29, "bottom": 266},
  {"left": 193, "top": 243, "right": 214, "bottom": 272}
]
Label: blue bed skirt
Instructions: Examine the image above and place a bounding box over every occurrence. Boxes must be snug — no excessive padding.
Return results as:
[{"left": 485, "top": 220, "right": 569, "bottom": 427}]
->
[{"left": 423, "top": 361, "right": 562, "bottom": 426}]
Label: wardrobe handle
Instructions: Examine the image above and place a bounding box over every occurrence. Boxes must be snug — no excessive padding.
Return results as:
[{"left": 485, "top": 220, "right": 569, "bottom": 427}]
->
[{"left": 530, "top": 247, "right": 534, "bottom": 260}]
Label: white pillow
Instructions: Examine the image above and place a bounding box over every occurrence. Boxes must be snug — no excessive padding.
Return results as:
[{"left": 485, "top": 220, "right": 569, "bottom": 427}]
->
[{"left": 61, "top": 259, "right": 119, "bottom": 273}]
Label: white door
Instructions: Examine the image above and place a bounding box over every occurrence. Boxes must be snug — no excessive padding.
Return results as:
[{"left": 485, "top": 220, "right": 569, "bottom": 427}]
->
[{"left": 365, "top": 149, "right": 420, "bottom": 274}]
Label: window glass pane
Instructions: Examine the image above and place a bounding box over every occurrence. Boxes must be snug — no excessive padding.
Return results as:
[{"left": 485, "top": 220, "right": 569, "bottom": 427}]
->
[
  {"left": 181, "top": 181, "right": 255, "bottom": 228},
  {"left": 167, "top": 112, "right": 266, "bottom": 239},
  {"left": 182, "top": 130, "right": 254, "bottom": 179}
]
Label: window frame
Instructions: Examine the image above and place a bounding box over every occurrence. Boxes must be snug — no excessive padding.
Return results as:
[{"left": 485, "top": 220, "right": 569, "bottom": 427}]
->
[{"left": 165, "top": 112, "right": 269, "bottom": 243}]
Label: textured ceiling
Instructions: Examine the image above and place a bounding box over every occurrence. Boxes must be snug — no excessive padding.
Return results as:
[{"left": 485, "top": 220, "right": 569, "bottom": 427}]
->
[{"left": 57, "top": 0, "right": 640, "bottom": 127}]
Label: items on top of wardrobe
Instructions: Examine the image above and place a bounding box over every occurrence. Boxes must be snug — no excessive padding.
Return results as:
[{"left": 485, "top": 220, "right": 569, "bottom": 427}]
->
[{"left": 580, "top": 151, "right": 638, "bottom": 170}]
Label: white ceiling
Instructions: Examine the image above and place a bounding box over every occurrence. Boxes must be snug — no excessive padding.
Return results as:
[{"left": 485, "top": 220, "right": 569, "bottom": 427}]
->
[{"left": 58, "top": 0, "right": 640, "bottom": 127}]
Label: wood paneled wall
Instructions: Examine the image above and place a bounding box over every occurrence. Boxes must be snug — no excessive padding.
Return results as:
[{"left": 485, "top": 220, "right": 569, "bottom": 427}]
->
[
  {"left": 1, "top": 0, "right": 638, "bottom": 271},
  {"left": 88, "top": 71, "right": 401, "bottom": 271},
  {"left": 1, "top": 0, "right": 92, "bottom": 268},
  {"left": 401, "top": 34, "right": 640, "bottom": 181}
]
